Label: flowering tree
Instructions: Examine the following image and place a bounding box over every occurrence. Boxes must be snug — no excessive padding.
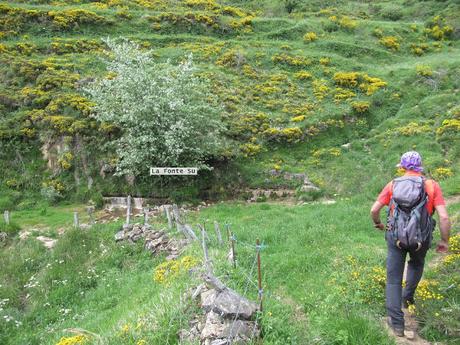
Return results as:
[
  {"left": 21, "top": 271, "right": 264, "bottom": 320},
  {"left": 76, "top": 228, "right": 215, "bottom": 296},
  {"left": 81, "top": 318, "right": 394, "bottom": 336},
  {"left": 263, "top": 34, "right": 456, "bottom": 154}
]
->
[{"left": 84, "top": 39, "right": 224, "bottom": 177}]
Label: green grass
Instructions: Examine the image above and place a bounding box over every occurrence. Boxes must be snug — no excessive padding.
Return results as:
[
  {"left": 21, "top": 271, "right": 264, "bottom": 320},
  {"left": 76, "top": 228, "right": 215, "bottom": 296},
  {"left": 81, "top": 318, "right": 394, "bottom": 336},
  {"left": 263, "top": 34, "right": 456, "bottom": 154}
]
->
[{"left": 1, "top": 196, "right": 458, "bottom": 344}]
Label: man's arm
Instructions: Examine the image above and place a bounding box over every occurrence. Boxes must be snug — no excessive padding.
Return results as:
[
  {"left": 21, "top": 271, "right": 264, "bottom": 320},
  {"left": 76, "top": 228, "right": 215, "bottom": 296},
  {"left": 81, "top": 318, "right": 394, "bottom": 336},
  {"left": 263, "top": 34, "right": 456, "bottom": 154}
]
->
[
  {"left": 435, "top": 204, "right": 450, "bottom": 252},
  {"left": 370, "top": 200, "right": 385, "bottom": 230}
]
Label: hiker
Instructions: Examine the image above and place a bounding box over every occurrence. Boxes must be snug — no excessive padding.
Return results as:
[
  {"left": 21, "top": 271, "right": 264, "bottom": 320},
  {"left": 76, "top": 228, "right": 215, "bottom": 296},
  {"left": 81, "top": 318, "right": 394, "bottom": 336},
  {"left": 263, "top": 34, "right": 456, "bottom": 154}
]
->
[{"left": 370, "top": 151, "right": 451, "bottom": 337}]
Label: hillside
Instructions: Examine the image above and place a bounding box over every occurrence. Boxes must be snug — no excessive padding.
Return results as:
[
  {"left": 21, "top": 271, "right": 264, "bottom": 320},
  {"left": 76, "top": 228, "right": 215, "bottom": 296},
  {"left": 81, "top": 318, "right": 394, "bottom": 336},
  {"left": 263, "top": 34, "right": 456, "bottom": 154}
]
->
[
  {"left": 0, "top": 0, "right": 460, "bottom": 344},
  {"left": 0, "top": 0, "right": 459, "bottom": 204}
]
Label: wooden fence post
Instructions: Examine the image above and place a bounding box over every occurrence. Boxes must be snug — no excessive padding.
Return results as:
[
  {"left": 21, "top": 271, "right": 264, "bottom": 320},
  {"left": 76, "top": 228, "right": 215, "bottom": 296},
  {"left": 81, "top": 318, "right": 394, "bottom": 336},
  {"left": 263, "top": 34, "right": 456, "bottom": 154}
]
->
[
  {"left": 143, "top": 207, "right": 149, "bottom": 225},
  {"left": 214, "top": 221, "right": 223, "bottom": 246},
  {"left": 3, "top": 210, "right": 10, "bottom": 225},
  {"left": 165, "top": 205, "right": 173, "bottom": 229},
  {"left": 199, "top": 224, "right": 211, "bottom": 272},
  {"left": 125, "top": 195, "right": 132, "bottom": 226},
  {"left": 87, "top": 206, "right": 95, "bottom": 225},
  {"left": 256, "top": 238, "right": 263, "bottom": 312},
  {"left": 73, "top": 212, "right": 79, "bottom": 229},
  {"left": 226, "top": 224, "right": 236, "bottom": 268}
]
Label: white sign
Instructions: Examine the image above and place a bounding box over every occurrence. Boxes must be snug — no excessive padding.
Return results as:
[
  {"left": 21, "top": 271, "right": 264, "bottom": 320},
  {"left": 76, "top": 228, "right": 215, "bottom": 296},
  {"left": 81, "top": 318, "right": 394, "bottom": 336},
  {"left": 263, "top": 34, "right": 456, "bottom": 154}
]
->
[{"left": 150, "top": 167, "right": 198, "bottom": 176}]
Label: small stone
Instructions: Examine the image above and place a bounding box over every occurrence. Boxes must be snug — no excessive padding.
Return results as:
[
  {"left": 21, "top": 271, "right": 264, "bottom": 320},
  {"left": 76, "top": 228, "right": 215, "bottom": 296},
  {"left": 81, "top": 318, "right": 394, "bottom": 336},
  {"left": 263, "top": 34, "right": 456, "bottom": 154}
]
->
[
  {"left": 36, "top": 236, "right": 57, "bottom": 249},
  {"left": 114, "top": 230, "right": 126, "bottom": 242},
  {"left": 300, "top": 184, "right": 320, "bottom": 193}
]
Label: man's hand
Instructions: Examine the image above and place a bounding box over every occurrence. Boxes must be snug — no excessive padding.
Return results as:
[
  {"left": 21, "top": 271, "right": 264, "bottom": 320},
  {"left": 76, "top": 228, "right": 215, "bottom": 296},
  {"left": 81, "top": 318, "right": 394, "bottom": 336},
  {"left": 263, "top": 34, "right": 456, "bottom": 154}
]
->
[
  {"left": 374, "top": 222, "right": 385, "bottom": 231},
  {"left": 436, "top": 240, "right": 449, "bottom": 253},
  {"left": 371, "top": 201, "right": 386, "bottom": 231}
]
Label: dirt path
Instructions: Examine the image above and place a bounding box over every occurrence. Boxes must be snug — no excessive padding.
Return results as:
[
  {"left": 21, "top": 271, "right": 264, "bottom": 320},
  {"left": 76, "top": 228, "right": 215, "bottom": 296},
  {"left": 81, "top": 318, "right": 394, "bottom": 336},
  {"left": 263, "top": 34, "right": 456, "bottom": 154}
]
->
[{"left": 445, "top": 194, "right": 460, "bottom": 206}]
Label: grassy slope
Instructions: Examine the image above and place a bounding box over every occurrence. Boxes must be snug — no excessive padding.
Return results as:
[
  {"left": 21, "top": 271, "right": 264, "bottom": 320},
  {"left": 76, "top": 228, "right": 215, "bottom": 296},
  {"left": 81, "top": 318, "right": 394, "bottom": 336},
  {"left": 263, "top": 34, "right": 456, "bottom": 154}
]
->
[
  {"left": 1, "top": 198, "right": 459, "bottom": 344},
  {"left": 0, "top": 0, "right": 459, "bottom": 200}
]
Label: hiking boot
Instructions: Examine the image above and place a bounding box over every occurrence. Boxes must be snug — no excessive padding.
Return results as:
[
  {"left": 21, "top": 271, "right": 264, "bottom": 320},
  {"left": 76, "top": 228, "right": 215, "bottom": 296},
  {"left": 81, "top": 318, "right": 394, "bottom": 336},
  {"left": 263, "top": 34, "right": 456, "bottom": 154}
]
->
[
  {"left": 387, "top": 318, "right": 405, "bottom": 337},
  {"left": 405, "top": 330, "right": 415, "bottom": 340}
]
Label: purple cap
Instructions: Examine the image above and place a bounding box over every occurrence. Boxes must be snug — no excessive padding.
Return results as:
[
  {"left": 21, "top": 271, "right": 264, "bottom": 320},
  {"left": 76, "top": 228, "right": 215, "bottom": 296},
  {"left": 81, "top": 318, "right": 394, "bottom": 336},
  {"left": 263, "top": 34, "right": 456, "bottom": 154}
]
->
[{"left": 397, "top": 151, "right": 423, "bottom": 172}]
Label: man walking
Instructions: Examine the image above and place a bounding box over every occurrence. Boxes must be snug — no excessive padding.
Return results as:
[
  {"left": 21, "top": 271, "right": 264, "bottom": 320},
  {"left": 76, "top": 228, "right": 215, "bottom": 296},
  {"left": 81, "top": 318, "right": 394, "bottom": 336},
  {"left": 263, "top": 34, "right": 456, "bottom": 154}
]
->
[{"left": 370, "top": 151, "right": 451, "bottom": 337}]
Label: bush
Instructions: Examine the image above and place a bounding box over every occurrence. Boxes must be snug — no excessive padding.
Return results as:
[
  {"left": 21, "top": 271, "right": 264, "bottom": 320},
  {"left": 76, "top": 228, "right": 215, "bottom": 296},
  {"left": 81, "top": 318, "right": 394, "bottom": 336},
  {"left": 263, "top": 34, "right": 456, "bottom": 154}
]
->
[
  {"left": 283, "top": 0, "right": 302, "bottom": 14},
  {"left": 381, "top": 6, "right": 403, "bottom": 21},
  {"left": 85, "top": 39, "right": 226, "bottom": 178}
]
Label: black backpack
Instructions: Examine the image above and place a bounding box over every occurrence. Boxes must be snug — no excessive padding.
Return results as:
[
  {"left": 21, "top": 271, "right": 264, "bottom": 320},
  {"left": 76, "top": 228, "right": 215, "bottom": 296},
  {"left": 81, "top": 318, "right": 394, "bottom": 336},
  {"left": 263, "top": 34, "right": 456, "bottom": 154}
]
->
[{"left": 387, "top": 176, "right": 435, "bottom": 250}]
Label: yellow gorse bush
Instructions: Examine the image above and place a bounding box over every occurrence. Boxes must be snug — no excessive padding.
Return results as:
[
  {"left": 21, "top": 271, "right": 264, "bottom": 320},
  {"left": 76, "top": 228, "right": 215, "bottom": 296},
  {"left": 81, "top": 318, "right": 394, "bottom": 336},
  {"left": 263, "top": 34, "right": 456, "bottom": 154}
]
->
[
  {"left": 395, "top": 122, "right": 431, "bottom": 136},
  {"left": 240, "top": 142, "right": 262, "bottom": 157},
  {"left": 436, "top": 119, "right": 460, "bottom": 136},
  {"left": 379, "top": 36, "right": 400, "bottom": 51},
  {"left": 351, "top": 101, "right": 370, "bottom": 113},
  {"left": 312, "top": 79, "right": 329, "bottom": 100},
  {"left": 333, "top": 72, "right": 387, "bottom": 95},
  {"left": 294, "top": 71, "right": 312, "bottom": 80},
  {"left": 416, "top": 65, "right": 433, "bottom": 77},
  {"left": 334, "top": 88, "right": 356, "bottom": 102},
  {"left": 272, "top": 53, "right": 311, "bottom": 67},
  {"left": 47, "top": 9, "right": 109, "bottom": 29},
  {"left": 425, "top": 16, "right": 453, "bottom": 41},
  {"left": 432, "top": 167, "right": 453, "bottom": 180},
  {"left": 411, "top": 43, "right": 430, "bottom": 56},
  {"left": 291, "top": 115, "right": 306, "bottom": 122},
  {"left": 303, "top": 32, "right": 317, "bottom": 42},
  {"left": 153, "top": 255, "right": 199, "bottom": 284}
]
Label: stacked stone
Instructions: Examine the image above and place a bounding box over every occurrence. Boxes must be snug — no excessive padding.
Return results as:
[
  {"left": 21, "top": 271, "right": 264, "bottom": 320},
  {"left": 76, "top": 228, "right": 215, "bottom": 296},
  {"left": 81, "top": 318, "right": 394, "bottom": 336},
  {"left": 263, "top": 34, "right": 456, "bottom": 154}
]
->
[
  {"left": 114, "top": 224, "right": 184, "bottom": 260},
  {"left": 180, "top": 276, "right": 259, "bottom": 345}
]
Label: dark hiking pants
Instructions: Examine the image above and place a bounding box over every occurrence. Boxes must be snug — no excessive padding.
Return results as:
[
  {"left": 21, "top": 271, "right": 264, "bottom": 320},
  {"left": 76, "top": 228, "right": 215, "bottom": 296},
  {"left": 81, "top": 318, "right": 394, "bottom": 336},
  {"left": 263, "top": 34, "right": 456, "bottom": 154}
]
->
[{"left": 385, "top": 238, "right": 429, "bottom": 329}]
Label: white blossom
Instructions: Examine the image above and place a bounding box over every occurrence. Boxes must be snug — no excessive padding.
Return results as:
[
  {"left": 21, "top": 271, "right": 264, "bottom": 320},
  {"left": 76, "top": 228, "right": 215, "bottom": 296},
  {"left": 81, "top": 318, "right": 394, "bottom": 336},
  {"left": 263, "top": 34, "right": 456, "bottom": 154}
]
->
[{"left": 84, "top": 38, "right": 225, "bottom": 176}]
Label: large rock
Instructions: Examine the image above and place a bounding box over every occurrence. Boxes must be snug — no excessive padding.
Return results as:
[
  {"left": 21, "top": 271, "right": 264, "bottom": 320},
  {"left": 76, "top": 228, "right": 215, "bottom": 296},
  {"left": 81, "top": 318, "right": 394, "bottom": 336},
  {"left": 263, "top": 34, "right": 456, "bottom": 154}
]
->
[
  {"left": 212, "top": 289, "right": 258, "bottom": 320},
  {"left": 201, "top": 288, "right": 257, "bottom": 320},
  {"left": 201, "top": 311, "right": 259, "bottom": 341}
]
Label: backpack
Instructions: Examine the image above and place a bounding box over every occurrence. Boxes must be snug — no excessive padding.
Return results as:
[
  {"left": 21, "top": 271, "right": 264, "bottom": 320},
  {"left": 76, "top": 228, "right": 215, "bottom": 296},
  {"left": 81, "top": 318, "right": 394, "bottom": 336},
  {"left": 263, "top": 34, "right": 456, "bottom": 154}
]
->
[{"left": 387, "top": 176, "right": 436, "bottom": 251}]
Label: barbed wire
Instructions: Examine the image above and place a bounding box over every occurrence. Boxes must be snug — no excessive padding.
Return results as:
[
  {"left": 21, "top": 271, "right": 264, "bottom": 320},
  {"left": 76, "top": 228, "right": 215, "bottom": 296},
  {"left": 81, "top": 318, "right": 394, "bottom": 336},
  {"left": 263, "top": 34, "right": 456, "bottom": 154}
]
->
[{"left": 226, "top": 250, "right": 258, "bottom": 344}]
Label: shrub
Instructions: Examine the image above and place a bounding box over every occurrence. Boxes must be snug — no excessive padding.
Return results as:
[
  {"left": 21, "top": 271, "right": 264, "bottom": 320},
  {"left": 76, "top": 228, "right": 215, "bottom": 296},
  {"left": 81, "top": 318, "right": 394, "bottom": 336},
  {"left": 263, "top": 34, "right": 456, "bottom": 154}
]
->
[
  {"left": 303, "top": 32, "right": 317, "bottom": 42},
  {"left": 338, "top": 16, "right": 358, "bottom": 30},
  {"left": 381, "top": 6, "right": 403, "bottom": 21},
  {"left": 410, "top": 43, "right": 430, "bottom": 56},
  {"left": 47, "top": 9, "right": 110, "bottom": 30},
  {"left": 379, "top": 36, "right": 400, "bottom": 51},
  {"left": 272, "top": 53, "right": 311, "bottom": 68},
  {"left": 416, "top": 65, "right": 433, "bottom": 77},
  {"left": 85, "top": 39, "right": 225, "bottom": 177},
  {"left": 294, "top": 71, "right": 312, "bottom": 80},
  {"left": 283, "top": 0, "right": 302, "bottom": 14},
  {"left": 425, "top": 16, "right": 454, "bottom": 41},
  {"left": 432, "top": 167, "right": 453, "bottom": 180},
  {"left": 351, "top": 101, "right": 370, "bottom": 113}
]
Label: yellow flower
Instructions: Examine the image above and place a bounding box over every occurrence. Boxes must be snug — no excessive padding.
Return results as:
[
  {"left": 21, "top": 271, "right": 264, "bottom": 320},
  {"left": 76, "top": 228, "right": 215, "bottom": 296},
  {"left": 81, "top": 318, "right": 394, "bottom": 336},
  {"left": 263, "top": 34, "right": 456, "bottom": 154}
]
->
[{"left": 56, "top": 335, "right": 87, "bottom": 345}]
